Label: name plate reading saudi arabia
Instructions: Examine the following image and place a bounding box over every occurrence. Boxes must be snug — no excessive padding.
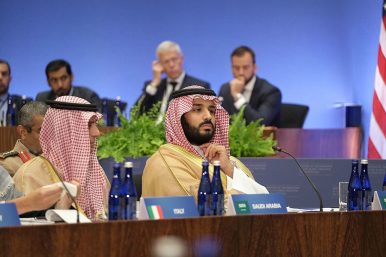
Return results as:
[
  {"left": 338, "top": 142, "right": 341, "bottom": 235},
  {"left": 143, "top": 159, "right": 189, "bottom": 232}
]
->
[
  {"left": 0, "top": 203, "right": 21, "bottom": 227},
  {"left": 139, "top": 196, "right": 199, "bottom": 220},
  {"left": 227, "top": 193, "right": 287, "bottom": 215},
  {"left": 372, "top": 191, "right": 386, "bottom": 210}
]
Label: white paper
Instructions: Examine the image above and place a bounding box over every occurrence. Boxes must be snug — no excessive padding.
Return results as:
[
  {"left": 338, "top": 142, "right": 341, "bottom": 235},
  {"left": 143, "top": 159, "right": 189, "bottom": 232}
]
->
[
  {"left": 138, "top": 197, "right": 149, "bottom": 220},
  {"left": 45, "top": 209, "right": 91, "bottom": 223},
  {"left": 227, "top": 168, "right": 269, "bottom": 194},
  {"left": 286, "top": 207, "right": 339, "bottom": 213},
  {"left": 56, "top": 182, "right": 77, "bottom": 197},
  {"left": 20, "top": 218, "right": 55, "bottom": 226},
  {"left": 372, "top": 191, "right": 381, "bottom": 210},
  {"left": 226, "top": 196, "right": 235, "bottom": 216},
  {"left": 42, "top": 182, "right": 77, "bottom": 198}
]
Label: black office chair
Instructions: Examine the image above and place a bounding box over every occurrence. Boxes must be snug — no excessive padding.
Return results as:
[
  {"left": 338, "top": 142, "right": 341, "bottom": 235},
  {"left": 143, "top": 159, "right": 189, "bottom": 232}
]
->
[
  {"left": 101, "top": 98, "right": 127, "bottom": 126},
  {"left": 277, "top": 103, "right": 309, "bottom": 128}
]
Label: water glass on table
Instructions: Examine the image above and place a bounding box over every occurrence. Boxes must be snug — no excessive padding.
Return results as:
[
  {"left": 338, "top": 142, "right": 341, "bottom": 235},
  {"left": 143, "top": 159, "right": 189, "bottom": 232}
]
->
[{"left": 338, "top": 182, "right": 349, "bottom": 211}]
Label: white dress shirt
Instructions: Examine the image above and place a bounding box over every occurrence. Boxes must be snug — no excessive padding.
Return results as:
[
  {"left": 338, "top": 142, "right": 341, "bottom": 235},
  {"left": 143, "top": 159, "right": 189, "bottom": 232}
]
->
[
  {"left": 0, "top": 93, "right": 9, "bottom": 126},
  {"left": 234, "top": 76, "right": 256, "bottom": 110},
  {"left": 145, "top": 72, "right": 186, "bottom": 123}
]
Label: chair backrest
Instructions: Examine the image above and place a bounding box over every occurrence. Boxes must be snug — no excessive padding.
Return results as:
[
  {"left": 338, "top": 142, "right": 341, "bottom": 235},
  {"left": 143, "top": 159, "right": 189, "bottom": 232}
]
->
[
  {"left": 101, "top": 98, "right": 127, "bottom": 126},
  {"left": 278, "top": 103, "right": 309, "bottom": 128}
]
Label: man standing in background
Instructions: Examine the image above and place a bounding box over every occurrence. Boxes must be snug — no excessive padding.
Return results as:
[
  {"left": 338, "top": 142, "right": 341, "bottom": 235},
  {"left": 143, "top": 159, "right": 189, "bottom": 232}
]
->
[
  {"left": 218, "top": 46, "right": 281, "bottom": 126},
  {"left": 36, "top": 59, "right": 102, "bottom": 111},
  {"left": 134, "top": 40, "right": 211, "bottom": 118}
]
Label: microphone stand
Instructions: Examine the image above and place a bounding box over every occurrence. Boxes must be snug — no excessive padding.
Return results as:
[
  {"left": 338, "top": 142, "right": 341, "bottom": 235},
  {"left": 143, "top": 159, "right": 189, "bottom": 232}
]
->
[
  {"left": 273, "top": 146, "right": 324, "bottom": 212},
  {"left": 41, "top": 156, "right": 80, "bottom": 223}
]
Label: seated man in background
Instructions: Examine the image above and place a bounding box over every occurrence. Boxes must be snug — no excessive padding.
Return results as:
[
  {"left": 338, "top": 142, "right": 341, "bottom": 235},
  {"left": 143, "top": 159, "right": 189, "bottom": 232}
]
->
[
  {"left": 0, "top": 166, "right": 66, "bottom": 215},
  {"left": 36, "top": 59, "right": 102, "bottom": 111},
  {"left": 142, "top": 86, "right": 268, "bottom": 199},
  {"left": 134, "top": 40, "right": 210, "bottom": 119},
  {"left": 14, "top": 96, "right": 109, "bottom": 220},
  {"left": 218, "top": 46, "right": 281, "bottom": 126},
  {"left": 0, "top": 101, "right": 47, "bottom": 176},
  {"left": 0, "top": 59, "right": 32, "bottom": 126}
]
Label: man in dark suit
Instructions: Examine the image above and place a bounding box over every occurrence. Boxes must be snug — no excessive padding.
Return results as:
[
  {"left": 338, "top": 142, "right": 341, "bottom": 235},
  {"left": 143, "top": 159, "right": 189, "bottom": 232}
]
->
[
  {"left": 36, "top": 59, "right": 101, "bottom": 111},
  {"left": 134, "top": 41, "right": 210, "bottom": 117},
  {"left": 0, "top": 59, "right": 32, "bottom": 126},
  {"left": 218, "top": 46, "right": 281, "bottom": 126}
]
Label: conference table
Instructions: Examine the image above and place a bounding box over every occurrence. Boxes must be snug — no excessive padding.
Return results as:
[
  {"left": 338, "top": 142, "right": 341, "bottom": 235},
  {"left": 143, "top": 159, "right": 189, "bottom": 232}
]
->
[
  {"left": 0, "top": 126, "right": 379, "bottom": 256},
  {"left": 0, "top": 210, "right": 384, "bottom": 257}
]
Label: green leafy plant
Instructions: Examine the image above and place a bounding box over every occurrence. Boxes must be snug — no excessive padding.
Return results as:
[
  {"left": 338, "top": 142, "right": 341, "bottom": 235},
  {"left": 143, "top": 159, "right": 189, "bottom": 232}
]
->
[
  {"left": 229, "top": 106, "right": 276, "bottom": 157},
  {"left": 97, "top": 103, "right": 275, "bottom": 161},
  {"left": 97, "top": 103, "right": 166, "bottom": 162}
]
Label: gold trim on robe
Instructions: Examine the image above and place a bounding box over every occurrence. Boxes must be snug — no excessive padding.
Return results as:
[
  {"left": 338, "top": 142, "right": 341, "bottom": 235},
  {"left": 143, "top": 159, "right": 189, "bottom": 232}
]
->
[{"left": 142, "top": 144, "right": 257, "bottom": 208}]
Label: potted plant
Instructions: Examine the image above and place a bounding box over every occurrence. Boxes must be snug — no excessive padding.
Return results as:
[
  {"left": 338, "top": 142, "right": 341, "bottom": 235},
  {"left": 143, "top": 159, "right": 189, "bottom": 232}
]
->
[
  {"left": 229, "top": 106, "right": 276, "bottom": 157},
  {"left": 97, "top": 105, "right": 275, "bottom": 162},
  {"left": 97, "top": 104, "right": 165, "bottom": 162}
]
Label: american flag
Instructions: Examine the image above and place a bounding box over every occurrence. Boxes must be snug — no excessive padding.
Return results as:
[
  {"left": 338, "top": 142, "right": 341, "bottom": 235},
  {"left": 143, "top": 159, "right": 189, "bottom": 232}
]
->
[{"left": 369, "top": 1, "right": 386, "bottom": 159}]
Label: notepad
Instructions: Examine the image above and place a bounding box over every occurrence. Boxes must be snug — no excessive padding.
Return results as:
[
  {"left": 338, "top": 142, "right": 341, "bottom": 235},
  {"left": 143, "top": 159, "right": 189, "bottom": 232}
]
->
[{"left": 45, "top": 209, "right": 91, "bottom": 223}]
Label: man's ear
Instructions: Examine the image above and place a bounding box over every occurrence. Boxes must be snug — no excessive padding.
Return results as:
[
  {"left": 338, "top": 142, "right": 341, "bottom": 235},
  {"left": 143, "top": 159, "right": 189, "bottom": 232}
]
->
[{"left": 16, "top": 125, "right": 27, "bottom": 139}]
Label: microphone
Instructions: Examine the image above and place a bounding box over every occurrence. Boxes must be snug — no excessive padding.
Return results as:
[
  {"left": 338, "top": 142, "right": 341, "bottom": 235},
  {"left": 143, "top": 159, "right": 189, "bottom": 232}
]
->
[
  {"left": 41, "top": 156, "right": 80, "bottom": 223},
  {"left": 272, "top": 146, "right": 324, "bottom": 212}
]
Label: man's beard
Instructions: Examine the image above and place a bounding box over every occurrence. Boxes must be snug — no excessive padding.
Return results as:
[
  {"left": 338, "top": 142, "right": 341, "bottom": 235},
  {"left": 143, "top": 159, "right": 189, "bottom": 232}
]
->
[
  {"left": 244, "top": 74, "right": 254, "bottom": 85},
  {"left": 181, "top": 116, "right": 215, "bottom": 145},
  {"left": 0, "top": 84, "right": 9, "bottom": 95},
  {"left": 54, "top": 87, "right": 71, "bottom": 97}
]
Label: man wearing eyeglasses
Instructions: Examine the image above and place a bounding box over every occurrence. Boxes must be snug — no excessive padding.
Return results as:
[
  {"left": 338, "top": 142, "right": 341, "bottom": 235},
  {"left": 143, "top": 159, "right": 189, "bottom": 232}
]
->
[{"left": 0, "top": 101, "right": 47, "bottom": 176}]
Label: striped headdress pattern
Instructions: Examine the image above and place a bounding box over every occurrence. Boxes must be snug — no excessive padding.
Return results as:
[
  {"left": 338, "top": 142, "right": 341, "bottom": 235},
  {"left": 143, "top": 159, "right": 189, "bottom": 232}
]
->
[
  {"left": 165, "top": 85, "right": 230, "bottom": 157},
  {"left": 40, "top": 96, "right": 106, "bottom": 219}
]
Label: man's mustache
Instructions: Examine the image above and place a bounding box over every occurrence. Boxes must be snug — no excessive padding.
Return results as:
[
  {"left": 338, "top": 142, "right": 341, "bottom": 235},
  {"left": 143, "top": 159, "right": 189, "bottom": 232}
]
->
[
  {"left": 56, "top": 89, "right": 70, "bottom": 96},
  {"left": 199, "top": 120, "right": 214, "bottom": 129}
]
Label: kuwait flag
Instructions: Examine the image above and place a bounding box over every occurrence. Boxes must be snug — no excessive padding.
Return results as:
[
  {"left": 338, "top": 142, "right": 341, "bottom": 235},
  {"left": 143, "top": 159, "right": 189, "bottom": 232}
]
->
[{"left": 147, "top": 205, "right": 164, "bottom": 220}]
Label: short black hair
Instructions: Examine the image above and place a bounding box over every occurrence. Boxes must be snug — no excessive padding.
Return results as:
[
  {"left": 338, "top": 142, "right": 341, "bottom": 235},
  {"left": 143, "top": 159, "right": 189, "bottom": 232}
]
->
[
  {"left": 231, "top": 46, "right": 256, "bottom": 64},
  {"left": 45, "top": 59, "right": 72, "bottom": 79},
  {"left": 0, "top": 59, "right": 11, "bottom": 75}
]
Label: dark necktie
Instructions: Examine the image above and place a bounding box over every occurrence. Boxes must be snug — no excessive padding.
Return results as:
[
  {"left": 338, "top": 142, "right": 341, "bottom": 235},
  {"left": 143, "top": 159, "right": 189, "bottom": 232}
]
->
[{"left": 169, "top": 81, "right": 178, "bottom": 91}]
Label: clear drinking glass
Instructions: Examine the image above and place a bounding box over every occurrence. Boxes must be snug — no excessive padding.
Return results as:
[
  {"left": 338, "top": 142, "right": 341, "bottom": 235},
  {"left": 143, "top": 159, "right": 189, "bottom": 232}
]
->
[{"left": 339, "top": 182, "right": 349, "bottom": 211}]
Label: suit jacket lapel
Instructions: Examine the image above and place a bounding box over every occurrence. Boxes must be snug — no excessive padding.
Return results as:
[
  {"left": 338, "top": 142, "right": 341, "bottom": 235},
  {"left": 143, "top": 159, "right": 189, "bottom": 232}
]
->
[
  {"left": 180, "top": 74, "right": 190, "bottom": 89},
  {"left": 157, "top": 79, "right": 168, "bottom": 100},
  {"left": 249, "top": 76, "right": 261, "bottom": 108}
]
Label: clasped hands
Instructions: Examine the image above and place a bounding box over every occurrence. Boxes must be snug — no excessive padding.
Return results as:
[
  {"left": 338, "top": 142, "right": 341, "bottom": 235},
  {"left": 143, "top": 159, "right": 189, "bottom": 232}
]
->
[{"left": 200, "top": 143, "right": 234, "bottom": 178}]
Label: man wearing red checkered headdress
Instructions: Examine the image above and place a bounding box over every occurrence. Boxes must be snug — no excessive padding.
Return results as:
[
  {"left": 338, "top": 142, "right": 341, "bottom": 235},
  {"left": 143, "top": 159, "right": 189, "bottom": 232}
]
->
[
  {"left": 14, "top": 96, "right": 109, "bottom": 220},
  {"left": 142, "top": 86, "right": 268, "bottom": 199}
]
